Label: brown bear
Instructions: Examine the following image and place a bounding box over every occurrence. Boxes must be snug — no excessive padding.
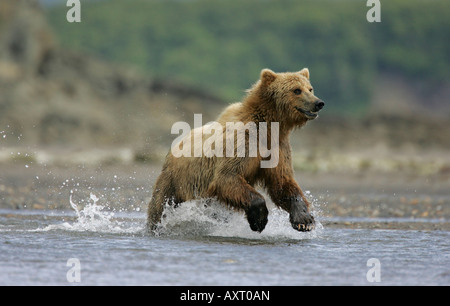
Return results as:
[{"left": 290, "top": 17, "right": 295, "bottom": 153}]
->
[{"left": 147, "top": 68, "right": 324, "bottom": 233}]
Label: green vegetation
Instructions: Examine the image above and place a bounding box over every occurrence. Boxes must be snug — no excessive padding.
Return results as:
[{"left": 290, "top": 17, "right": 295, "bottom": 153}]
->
[{"left": 46, "top": 0, "right": 449, "bottom": 115}]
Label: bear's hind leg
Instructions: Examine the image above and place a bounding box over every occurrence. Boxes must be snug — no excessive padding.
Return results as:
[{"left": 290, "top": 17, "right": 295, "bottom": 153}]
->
[{"left": 146, "top": 171, "right": 178, "bottom": 233}]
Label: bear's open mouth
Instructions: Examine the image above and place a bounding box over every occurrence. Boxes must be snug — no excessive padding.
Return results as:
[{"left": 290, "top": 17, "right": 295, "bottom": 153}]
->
[{"left": 295, "top": 107, "right": 318, "bottom": 119}]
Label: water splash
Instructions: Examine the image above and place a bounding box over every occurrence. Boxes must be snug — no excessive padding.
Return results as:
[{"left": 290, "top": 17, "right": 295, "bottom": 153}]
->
[
  {"left": 154, "top": 199, "right": 323, "bottom": 240},
  {"left": 35, "top": 192, "right": 144, "bottom": 234},
  {"left": 67, "top": 192, "right": 117, "bottom": 232},
  {"left": 35, "top": 190, "right": 322, "bottom": 240}
]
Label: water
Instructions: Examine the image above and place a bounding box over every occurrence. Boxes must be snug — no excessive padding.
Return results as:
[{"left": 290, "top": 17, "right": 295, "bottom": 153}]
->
[{"left": 1, "top": 194, "right": 449, "bottom": 286}]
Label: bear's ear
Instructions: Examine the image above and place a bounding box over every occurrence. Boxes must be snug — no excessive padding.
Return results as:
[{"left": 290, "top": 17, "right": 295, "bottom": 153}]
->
[
  {"left": 260, "top": 69, "right": 277, "bottom": 86},
  {"left": 298, "top": 68, "right": 310, "bottom": 79}
]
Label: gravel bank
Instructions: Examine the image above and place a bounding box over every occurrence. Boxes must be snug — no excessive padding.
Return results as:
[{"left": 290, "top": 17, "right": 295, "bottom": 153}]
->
[{"left": 1, "top": 162, "right": 449, "bottom": 231}]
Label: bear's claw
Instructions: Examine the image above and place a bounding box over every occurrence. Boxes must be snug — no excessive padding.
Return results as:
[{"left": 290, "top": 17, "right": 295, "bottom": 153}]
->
[
  {"left": 290, "top": 208, "right": 315, "bottom": 232},
  {"left": 296, "top": 223, "right": 315, "bottom": 232}
]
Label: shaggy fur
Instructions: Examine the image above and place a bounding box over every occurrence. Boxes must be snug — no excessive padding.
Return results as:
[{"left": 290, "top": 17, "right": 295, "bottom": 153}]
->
[{"left": 147, "top": 68, "right": 324, "bottom": 233}]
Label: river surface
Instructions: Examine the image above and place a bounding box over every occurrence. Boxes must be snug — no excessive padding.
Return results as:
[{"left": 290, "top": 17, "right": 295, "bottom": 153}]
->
[{"left": 0, "top": 197, "right": 449, "bottom": 286}]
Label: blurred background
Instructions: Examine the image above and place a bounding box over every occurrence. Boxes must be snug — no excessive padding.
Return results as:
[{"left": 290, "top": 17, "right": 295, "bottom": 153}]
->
[{"left": 0, "top": 0, "right": 449, "bottom": 175}]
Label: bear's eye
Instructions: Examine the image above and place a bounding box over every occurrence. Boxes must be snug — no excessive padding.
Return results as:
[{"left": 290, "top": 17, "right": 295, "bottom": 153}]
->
[
  {"left": 293, "top": 89, "right": 302, "bottom": 95},
  {"left": 309, "top": 88, "right": 313, "bottom": 92}
]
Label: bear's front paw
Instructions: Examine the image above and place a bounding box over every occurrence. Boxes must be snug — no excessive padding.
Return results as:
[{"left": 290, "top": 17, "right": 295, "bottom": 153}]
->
[
  {"left": 290, "top": 207, "right": 315, "bottom": 232},
  {"left": 246, "top": 198, "right": 268, "bottom": 233}
]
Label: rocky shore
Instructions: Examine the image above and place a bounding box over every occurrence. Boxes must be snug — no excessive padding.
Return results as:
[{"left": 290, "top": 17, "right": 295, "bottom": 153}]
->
[{"left": 1, "top": 160, "right": 448, "bottom": 231}]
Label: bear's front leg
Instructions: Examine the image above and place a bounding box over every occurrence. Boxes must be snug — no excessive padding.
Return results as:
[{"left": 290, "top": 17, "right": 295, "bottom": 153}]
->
[
  {"left": 207, "top": 175, "right": 268, "bottom": 232},
  {"left": 287, "top": 196, "right": 315, "bottom": 232},
  {"left": 266, "top": 179, "right": 315, "bottom": 232},
  {"left": 245, "top": 197, "right": 269, "bottom": 233}
]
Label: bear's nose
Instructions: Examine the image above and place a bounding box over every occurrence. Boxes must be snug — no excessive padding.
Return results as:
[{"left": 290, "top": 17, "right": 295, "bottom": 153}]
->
[{"left": 314, "top": 100, "right": 325, "bottom": 111}]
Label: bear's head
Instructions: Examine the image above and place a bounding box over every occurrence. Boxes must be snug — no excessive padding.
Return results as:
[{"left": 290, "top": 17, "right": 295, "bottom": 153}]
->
[{"left": 256, "top": 68, "right": 325, "bottom": 125}]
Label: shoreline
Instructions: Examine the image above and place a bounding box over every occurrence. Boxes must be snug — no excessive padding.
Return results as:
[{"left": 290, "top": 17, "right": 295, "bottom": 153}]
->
[
  {"left": 321, "top": 220, "right": 450, "bottom": 231},
  {"left": 1, "top": 161, "right": 449, "bottom": 232},
  {"left": 0, "top": 209, "right": 448, "bottom": 231}
]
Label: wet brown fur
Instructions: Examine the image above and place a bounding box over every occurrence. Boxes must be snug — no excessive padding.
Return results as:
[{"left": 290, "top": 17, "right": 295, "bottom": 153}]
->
[{"left": 147, "top": 68, "right": 323, "bottom": 232}]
